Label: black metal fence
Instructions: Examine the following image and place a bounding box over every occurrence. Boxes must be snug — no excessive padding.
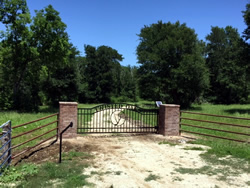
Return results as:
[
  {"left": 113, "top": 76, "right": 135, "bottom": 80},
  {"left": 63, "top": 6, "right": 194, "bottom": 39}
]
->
[
  {"left": 0, "top": 121, "right": 12, "bottom": 175},
  {"left": 78, "top": 104, "right": 159, "bottom": 134},
  {"left": 180, "top": 111, "right": 250, "bottom": 143}
]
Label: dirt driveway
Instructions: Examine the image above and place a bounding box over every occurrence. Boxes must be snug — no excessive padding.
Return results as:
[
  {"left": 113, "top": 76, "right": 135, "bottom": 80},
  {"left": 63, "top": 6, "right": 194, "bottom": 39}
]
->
[
  {"left": 16, "top": 133, "right": 249, "bottom": 188},
  {"left": 64, "top": 134, "right": 249, "bottom": 188}
]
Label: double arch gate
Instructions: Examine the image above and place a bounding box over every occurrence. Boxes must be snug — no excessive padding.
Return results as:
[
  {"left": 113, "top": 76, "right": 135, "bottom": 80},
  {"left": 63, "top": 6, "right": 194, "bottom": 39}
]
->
[{"left": 77, "top": 104, "right": 159, "bottom": 134}]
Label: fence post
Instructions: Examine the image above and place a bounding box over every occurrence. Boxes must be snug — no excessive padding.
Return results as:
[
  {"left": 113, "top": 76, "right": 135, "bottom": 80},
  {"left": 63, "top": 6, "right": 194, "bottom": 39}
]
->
[
  {"left": 2, "top": 121, "right": 11, "bottom": 164},
  {"left": 158, "top": 104, "right": 180, "bottom": 136},
  {"left": 59, "top": 102, "right": 78, "bottom": 138}
]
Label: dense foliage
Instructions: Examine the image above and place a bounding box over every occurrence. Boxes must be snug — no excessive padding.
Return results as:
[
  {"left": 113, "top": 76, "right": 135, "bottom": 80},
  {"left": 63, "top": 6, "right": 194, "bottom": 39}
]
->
[
  {"left": 205, "top": 26, "right": 249, "bottom": 104},
  {"left": 0, "top": 1, "right": 249, "bottom": 111},
  {"left": 243, "top": 4, "right": 250, "bottom": 42},
  {"left": 84, "top": 45, "right": 123, "bottom": 103},
  {"left": 0, "top": 0, "right": 137, "bottom": 111},
  {"left": 242, "top": 4, "right": 250, "bottom": 99},
  {"left": 136, "top": 21, "right": 209, "bottom": 107}
]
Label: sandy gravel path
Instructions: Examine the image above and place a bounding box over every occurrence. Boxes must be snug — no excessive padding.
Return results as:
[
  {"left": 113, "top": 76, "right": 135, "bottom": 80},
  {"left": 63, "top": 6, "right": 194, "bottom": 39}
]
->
[{"left": 66, "top": 134, "right": 249, "bottom": 188}]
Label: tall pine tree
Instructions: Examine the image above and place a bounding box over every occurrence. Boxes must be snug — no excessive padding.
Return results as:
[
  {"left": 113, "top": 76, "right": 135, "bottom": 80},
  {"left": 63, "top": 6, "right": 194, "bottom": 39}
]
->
[{"left": 206, "top": 26, "right": 249, "bottom": 103}]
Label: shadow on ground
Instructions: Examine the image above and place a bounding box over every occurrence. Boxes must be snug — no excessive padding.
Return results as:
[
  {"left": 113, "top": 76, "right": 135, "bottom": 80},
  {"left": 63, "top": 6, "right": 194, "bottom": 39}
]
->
[
  {"left": 224, "top": 109, "right": 250, "bottom": 115},
  {"left": 182, "top": 106, "right": 203, "bottom": 111}
]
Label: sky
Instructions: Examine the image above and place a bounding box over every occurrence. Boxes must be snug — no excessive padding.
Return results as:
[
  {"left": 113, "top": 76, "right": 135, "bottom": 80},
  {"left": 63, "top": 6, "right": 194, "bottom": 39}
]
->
[{"left": 6, "top": 0, "right": 250, "bottom": 66}]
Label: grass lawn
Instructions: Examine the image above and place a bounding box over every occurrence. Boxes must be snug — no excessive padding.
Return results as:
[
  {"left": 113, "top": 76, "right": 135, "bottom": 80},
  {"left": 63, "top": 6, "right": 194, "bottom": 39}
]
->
[
  {"left": 181, "top": 104, "right": 250, "bottom": 141},
  {"left": 185, "top": 103, "right": 250, "bottom": 117},
  {"left": 1, "top": 102, "right": 250, "bottom": 162},
  {"left": 0, "top": 151, "right": 94, "bottom": 187},
  {"left": 0, "top": 106, "right": 59, "bottom": 153},
  {"left": 0, "top": 106, "right": 58, "bottom": 126},
  {"left": 0, "top": 102, "right": 249, "bottom": 187},
  {"left": 181, "top": 103, "right": 250, "bottom": 161}
]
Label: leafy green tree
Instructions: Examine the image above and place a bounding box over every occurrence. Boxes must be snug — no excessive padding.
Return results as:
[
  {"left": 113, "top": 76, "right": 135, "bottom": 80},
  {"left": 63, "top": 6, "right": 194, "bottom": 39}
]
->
[
  {"left": 242, "top": 3, "right": 250, "bottom": 100},
  {"left": 206, "top": 26, "right": 249, "bottom": 104},
  {"left": 0, "top": 0, "right": 40, "bottom": 111},
  {"left": 136, "top": 21, "right": 209, "bottom": 107},
  {"left": 84, "top": 45, "right": 123, "bottom": 103},
  {"left": 243, "top": 4, "right": 250, "bottom": 42},
  {"left": 31, "top": 5, "right": 70, "bottom": 73},
  {"left": 42, "top": 45, "right": 81, "bottom": 107},
  {"left": 111, "top": 61, "right": 122, "bottom": 98},
  {"left": 31, "top": 5, "right": 76, "bottom": 107},
  {"left": 120, "top": 66, "right": 138, "bottom": 102},
  {"left": 76, "top": 56, "right": 88, "bottom": 103},
  {"left": 0, "top": 2, "right": 80, "bottom": 110}
]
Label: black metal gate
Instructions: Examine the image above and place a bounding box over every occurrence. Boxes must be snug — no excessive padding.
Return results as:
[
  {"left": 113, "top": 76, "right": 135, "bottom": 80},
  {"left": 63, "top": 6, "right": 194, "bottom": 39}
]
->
[{"left": 77, "top": 104, "right": 159, "bottom": 134}]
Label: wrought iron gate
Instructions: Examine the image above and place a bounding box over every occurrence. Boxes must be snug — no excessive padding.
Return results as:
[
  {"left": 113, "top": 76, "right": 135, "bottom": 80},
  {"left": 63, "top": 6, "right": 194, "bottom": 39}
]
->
[{"left": 77, "top": 104, "right": 159, "bottom": 133}]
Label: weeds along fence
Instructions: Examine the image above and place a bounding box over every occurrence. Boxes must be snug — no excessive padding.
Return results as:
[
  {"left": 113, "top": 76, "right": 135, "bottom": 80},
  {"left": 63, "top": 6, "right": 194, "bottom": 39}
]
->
[
  {"left": 11, "top": 113, "right": 59, "bottom": 160},
  {"left": 0, "top": 121, "right": 11, "bottom": 175},
  {"left": 180, "top": 111, "right": 250, "bottom": 144}
]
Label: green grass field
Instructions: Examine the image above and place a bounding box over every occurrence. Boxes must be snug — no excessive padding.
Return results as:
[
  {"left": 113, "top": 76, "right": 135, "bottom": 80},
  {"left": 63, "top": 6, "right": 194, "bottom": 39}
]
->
[
  {"left": 0, "top": 106, "right": 59, "bottom": 152},
  {"left": 1, "top": 102, "right": 250, "bottom": 161},
  {"left": 181, "top": 103, "right": 250, "bottom": 142},
  {"left": 181, "top": 103, "right": 250, "bottom": 161},
  {"left": 0, "top": 151, "right": 93, "bottom": 187},
  {"left": 0, "top": 102, "right": 249, "bottom": 188},
  {"left": 184, "top": 103, "right": 250, "bottom": 117}
]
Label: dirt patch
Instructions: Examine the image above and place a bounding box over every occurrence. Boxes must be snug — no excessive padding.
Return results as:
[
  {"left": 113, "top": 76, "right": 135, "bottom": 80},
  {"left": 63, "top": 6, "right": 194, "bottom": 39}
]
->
[
  {"left": 13, "top": 134, "right": 250, "bottom": 188},
  {"left": 12, "top": 140, "right": 99, "bottom": 165}
]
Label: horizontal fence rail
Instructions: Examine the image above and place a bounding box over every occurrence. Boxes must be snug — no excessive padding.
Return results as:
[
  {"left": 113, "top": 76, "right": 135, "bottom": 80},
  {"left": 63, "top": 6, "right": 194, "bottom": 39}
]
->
[
  {"left": 181, "top": 111, "right": 250, "bottom": 120},
  {"left": 0, "top": 121, "right": 11, "bottom": 175},
  {"left": 180, "top": 111, "right": 250, "bottom": 144},
  {"left": 11, "top": 113, "right": 59, "bottom": 159},
  {"left": 78, "top": 103, "right": 159, "bottom": 134}
]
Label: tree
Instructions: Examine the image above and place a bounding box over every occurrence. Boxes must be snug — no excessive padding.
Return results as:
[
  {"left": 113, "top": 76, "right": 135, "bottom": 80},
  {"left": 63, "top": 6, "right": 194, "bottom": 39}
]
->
[
  {"left": 0, "top": 0, "right": 40, "bottom": 111},
  {"left": 243, "top": 4, "right": 250, "bottom": 42},
  {"left": 111, "top": 60, "right": 122, "bottom": 98},
  {"left": 206, "top": 26, "right": 249, "bottom": 104},
  {"left": 242, "top": 3, "right": 250, "bottom": 98},
  {"left": 136, "top": 21, "right": 209, "bottom": 107},
  {"left": 42, "top": 45, "right": 81, "bottom": 107},
  {"left": 31, "top": 5, "right": 70, "bottom": 73},
  {"left": 0, "top": 2, "right": 80, "bottom": 110},
  {"left": 84, "top": 45, "right": 123, "bottom": 103},
  {"left": 31, "top": 5, "right": 75, "bottom": 107},
  {"left": 76, "top": 56, "right": 88, "bottom": 103},
  {"left": 119, "top": 66, "right": 138, "bottom": 102}
]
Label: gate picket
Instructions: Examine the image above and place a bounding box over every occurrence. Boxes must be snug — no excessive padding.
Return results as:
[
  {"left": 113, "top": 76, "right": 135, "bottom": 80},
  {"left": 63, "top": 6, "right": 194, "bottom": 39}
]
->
[{"left": 77, "top": 104, "right": 159, "bottom": 134}]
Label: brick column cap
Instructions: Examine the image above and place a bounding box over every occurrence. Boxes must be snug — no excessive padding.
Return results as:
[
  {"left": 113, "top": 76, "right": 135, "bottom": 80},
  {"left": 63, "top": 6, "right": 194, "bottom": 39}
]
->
[
  {"left": 59, "top": 102, "right": 78, "bottom": 105},
  {"left": 160, "top": 104, "right": 180, "bottom": 108}
]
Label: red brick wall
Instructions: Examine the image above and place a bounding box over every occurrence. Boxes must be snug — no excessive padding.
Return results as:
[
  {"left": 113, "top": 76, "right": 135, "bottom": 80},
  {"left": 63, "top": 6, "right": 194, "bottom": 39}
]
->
[
  {"left": 59, "top": 102, "right": 78, "bottom": 138},
  {"left": 159, "top": 104, "right": 180, "bottom": 136}
]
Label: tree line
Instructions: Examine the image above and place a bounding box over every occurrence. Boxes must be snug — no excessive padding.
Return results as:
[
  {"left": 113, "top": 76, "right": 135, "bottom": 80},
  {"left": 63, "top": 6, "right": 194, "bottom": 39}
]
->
[{"left": 0, "top": 0, "right": 249, "bottom": 111}]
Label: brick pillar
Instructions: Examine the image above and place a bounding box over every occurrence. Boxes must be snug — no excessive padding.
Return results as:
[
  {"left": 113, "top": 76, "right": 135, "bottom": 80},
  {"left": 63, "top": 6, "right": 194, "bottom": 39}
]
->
[
  {"left": 59, "top": 102, "right": 78, "bottom": 138},
  {"left": 159, "top": 104, "right": 180, "bottom": 136}
]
